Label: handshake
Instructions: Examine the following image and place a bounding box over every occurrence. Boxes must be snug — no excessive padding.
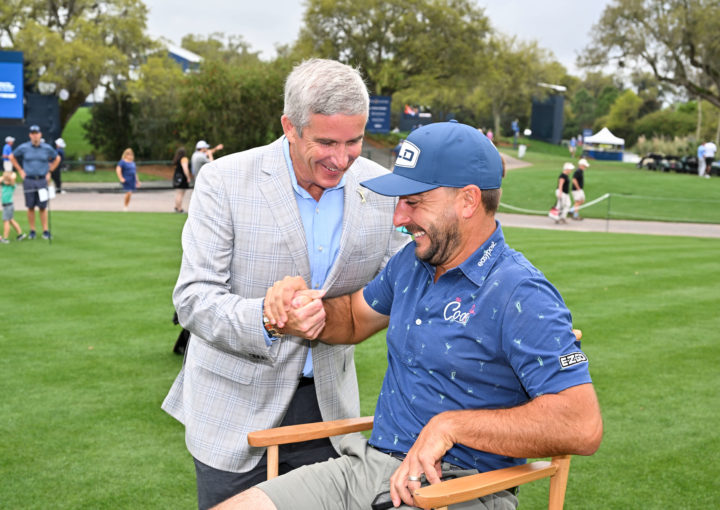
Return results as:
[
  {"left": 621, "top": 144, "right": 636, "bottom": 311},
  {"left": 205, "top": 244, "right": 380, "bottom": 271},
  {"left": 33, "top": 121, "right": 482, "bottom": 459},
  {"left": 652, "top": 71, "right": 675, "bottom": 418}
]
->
[{"left": 263, "top": 276, "right": 328, "bottom": 339}]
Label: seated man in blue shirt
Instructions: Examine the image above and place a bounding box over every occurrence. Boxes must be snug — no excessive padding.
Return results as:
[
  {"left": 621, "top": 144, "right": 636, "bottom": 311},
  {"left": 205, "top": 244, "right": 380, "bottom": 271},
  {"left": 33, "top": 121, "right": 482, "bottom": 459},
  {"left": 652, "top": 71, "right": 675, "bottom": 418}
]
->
[{"left": 219, "top": 121, "right": 603, "bottom": 510}]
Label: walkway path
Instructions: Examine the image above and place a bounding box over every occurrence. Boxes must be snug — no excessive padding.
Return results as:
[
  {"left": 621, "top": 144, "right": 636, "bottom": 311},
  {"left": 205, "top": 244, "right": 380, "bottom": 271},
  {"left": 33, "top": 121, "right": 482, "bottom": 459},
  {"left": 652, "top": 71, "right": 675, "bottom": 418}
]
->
[{"left": 30, "top": 181, "right": 720, "bottom": 239}]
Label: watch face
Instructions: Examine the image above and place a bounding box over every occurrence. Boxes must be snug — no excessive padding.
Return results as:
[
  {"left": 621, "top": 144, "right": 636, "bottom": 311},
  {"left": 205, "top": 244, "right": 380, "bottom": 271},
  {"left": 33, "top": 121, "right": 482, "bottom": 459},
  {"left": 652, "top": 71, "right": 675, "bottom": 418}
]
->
[{"left": 263, "top": 316, "right": 279, "bottom": 337}]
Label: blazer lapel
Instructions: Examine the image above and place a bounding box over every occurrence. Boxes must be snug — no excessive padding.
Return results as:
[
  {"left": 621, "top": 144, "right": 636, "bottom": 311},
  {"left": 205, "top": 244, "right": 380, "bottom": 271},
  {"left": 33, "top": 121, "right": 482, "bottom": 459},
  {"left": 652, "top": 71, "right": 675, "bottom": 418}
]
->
[
  {"left": 323, "top": 171, "right": 364, "bottom": 290},
  {"left": 258, "top": 141, "right": 312, "bottom": 281}
]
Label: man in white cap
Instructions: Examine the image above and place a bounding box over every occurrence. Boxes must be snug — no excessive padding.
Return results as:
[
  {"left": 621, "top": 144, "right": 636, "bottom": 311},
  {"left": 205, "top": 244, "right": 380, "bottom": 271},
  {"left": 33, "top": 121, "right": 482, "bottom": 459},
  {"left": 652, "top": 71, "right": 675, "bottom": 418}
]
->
[
  {"left": 221, "top": 121, "right": 603, "bottom": 510},
  {"left": 190, "top": 139, "right": 224, "bottom": 177},
  {"left": 8, "top": 125, "right": 60, "bottom": 240},
  {"left": 554, "top": 162, "right": 574, "bottom": 224},
  {"left": 2, "top": 136, "right": 15, "bottom": 172},
  {"left": 52, "top": 138, "right": 66, "bottom": 193},
  {"left": 571, "top": 158, "right": 589, "bottom": 220}
]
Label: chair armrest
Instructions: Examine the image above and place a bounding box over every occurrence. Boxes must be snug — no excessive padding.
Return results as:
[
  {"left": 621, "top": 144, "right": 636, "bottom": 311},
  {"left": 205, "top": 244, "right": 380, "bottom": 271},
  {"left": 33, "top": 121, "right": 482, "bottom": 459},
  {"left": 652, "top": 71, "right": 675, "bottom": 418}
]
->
[
  {"left": 413, "top": 458, "right": 564, "bottom": 509},
  {"left": 248, "top": 416, "right": 374, "bottom": 447}
]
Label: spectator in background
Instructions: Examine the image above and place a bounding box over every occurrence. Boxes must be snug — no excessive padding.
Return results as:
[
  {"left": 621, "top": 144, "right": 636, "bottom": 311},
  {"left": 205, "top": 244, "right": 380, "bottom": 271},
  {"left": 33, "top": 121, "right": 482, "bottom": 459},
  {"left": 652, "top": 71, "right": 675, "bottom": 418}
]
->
[
  {"left": 115, "top": 148, "right": 140, "bottom": 211},
  {"left": 52, "top": 138, "right": 66, "bottom": 193},
  {"left": 486, "top": 128, "right": 494, "bottom": 143},
  {"left": 3, "top": 136, "right": 14, "bottom": 172},
  {"left": 571, "top": 158, "right": 589, "bottom": 220},
  {"left": 554, "top": 162, "right": 574, "bottom": 224},
  {"left": 697, "top": 143, "right": 706, "bottom": 177},
  {"left": 172, "top": 147, "right": 192, "bottom": 213},
  {"left": 569, "top": 136, "right": 577, "bottom": 158},
  {"left": 703, "top": 141, "right": 716, "bottom": 178},
  {"left": 8, "top": 125, "right": 60, "bottom": 240},
  {"left": 1, "top": 170, "right": 27, "bottom": 243},
  {"left": 190, "top": 140, "right": 224, "bottom": 178}
]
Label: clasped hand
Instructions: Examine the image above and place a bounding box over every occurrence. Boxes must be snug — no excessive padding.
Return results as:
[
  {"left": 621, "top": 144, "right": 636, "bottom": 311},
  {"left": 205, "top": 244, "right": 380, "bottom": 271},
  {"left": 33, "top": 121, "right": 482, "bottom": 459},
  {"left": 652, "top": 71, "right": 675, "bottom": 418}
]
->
[{"left": 263, "top": 276, "right": 326, "bottom": 339}]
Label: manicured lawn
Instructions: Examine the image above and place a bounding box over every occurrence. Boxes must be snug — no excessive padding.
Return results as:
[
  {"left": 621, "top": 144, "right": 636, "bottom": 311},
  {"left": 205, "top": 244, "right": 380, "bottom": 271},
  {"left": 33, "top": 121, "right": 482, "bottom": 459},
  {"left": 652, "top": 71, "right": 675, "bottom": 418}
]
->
[
  {"left": 60, "top": 106, "right": 95, "bottom": 160},
  {"left": 499, "top": 146, "right": 720, "bottom": 224},
  {"left": 1, "top": 211, "right": 718, "bottom": 508}
]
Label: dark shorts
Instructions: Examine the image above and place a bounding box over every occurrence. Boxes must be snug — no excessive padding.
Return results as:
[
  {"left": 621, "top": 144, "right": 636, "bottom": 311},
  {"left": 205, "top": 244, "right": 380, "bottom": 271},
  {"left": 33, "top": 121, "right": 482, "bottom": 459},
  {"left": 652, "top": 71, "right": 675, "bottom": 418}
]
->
[
  {"left": 122, "top": 175, "right": 137, "bottom": 191},
  {"left": 173, "top": 172, "right": 190, "bottom": 189},
  {"left": 23, "top": 177, "right": 48, "bottom": 209}
]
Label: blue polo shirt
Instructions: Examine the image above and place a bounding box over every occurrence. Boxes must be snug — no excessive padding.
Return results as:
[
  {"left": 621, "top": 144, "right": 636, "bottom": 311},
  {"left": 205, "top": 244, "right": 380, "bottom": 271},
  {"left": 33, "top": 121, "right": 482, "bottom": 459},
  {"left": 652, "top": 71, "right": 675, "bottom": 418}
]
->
[
  {"left": 12, "top": 142, "right": 57, "bottom": 177},
  {"left": 365, "top": 222, "right": 592, "bottom": 472}
]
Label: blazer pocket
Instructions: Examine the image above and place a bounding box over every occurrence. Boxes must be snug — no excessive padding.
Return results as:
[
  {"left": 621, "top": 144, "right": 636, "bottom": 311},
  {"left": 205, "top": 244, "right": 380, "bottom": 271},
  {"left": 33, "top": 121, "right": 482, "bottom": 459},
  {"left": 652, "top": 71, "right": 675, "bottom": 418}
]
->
[{"left": 192, "top": 339, "right": 258, "bottom": 385}]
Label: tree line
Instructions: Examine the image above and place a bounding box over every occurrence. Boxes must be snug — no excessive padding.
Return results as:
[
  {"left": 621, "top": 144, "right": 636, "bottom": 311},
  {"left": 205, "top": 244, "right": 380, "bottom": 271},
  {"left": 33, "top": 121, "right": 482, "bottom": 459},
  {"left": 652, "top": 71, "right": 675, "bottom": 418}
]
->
[{"left": 2, "top": 0, "right": 719, "bottom": 159}]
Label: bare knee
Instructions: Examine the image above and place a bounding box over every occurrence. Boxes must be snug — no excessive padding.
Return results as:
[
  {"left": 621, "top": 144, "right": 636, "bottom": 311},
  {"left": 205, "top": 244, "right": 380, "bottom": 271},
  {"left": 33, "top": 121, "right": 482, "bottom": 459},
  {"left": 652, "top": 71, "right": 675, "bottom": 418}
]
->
[{"left": 211, "top": 487, "right": 276, "bottom": 510}]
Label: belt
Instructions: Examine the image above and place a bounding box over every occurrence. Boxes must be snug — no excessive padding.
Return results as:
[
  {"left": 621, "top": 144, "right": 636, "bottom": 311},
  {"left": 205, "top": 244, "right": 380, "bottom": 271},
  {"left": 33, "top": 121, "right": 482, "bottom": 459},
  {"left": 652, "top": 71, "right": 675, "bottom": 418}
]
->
[
  {"left": 26, "top": 175, "right": 46, "bottom": 180},
  {"left": 298, "top": 376, "right": 314, "bottom": 388},
  {"left": 2, "top": 203, "right": 11, "bottom": 206}
]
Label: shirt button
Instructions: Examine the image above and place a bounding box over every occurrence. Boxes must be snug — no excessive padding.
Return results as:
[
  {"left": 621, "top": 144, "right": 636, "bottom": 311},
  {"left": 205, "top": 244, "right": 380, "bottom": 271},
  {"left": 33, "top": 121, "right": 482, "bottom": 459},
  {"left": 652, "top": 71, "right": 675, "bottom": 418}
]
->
[
  {"left": 415, "top": 318, "right": 422, "bottom": 325},
  {"left": 318, "top": 246, "right": 323, "bottom": 251}
]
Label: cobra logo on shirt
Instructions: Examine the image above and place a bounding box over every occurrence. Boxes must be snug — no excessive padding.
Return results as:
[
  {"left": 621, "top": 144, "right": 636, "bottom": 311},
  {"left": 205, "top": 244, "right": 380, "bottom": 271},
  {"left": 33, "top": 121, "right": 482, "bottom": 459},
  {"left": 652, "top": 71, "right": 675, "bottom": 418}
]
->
[{"left": 443, "top": 299, "right": 475, "bottom": 325}]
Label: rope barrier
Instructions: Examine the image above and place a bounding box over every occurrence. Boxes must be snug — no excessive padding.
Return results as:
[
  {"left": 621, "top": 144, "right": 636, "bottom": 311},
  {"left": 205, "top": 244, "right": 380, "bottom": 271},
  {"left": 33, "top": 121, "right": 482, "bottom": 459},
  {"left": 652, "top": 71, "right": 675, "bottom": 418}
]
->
[{"left": 499, "top": 193, "right": 610, "bottom": 215}]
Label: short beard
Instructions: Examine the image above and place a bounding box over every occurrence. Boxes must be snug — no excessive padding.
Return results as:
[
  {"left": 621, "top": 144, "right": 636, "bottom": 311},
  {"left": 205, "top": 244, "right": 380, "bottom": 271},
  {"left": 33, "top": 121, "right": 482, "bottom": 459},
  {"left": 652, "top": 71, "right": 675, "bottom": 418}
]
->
[{"left": 414, "top": 213, "right": 462, "bottom": 266}]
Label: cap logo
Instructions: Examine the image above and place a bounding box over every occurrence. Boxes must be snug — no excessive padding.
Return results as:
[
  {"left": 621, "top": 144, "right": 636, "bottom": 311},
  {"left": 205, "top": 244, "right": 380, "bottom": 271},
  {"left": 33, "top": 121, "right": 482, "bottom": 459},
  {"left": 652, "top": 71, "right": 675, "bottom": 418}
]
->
[{"left": 395, "top": 140, "right": 420, "bottom": 168}]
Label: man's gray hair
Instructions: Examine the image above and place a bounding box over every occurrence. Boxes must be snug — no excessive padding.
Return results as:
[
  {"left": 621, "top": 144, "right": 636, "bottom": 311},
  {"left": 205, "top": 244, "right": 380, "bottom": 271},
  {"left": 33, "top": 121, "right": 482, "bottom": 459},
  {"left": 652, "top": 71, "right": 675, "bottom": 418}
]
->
[{"left": 283, "top": 59, "right": 369, "bottom": 136}]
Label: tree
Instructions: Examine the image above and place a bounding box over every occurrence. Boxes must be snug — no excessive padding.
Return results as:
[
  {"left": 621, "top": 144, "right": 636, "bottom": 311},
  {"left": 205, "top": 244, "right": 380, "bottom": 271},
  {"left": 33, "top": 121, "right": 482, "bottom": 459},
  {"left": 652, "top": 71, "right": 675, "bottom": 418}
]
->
[
  {"left": 83, "top": 89, "right": 135, "bottom": 159},
  {"left": 126, "top": 54, "right": 185, "bottom": 159},
  {"left": 0, "top": 0, "right": 155, "bottom": 128},
  {"left": 605, "top": 89, "right": 643, "bottom": 145},
  {"left": 294, "top": 0, "right": 492, "bottom": 96},
  {"left": 180, "top": 33, "right": 261, "bottom": 65},
  {"left": 472, "top": 35, "right": 566, "bottom": 137},
  {"left": 179, "top": 59, "right": 289, "bottom": 153},
  {"left": 581, "top": 0, "right": 720, "bottom": 109}
]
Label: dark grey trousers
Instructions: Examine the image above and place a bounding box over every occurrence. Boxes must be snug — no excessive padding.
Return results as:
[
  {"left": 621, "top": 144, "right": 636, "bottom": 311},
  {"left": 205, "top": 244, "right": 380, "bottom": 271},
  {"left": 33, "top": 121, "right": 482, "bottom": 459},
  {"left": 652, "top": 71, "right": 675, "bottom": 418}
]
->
[{"left": 193, "top": 378, "right": 339, "bottom": 509}]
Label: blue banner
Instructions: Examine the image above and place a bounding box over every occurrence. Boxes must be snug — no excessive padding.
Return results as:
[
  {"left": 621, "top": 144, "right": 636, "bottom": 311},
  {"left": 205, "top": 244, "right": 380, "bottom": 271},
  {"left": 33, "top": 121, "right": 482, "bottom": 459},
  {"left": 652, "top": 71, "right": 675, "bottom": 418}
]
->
[
  {"left": 366, "top": 95, "right": 391, "bottom": 133},
  {"left": 0, "top": 51, "right": 24, "bottom": 120}
]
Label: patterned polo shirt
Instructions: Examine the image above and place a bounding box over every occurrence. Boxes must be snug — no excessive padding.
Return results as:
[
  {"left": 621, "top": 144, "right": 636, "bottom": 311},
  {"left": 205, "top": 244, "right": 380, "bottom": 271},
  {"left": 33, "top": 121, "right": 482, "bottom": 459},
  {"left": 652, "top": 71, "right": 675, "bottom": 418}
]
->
[{"left": 365, "top": 222, "right": 592, "bottom": 472}]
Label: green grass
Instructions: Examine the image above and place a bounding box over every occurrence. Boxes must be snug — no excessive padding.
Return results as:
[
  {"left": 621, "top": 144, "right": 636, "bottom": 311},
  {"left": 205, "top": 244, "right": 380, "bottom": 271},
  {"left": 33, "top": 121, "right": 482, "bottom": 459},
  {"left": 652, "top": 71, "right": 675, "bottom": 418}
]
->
[
  {"left": 1, "top": 212, "right": 718, "bottom": 509},
  {"left": 61, "top": 106, "right": 95, "bottom": 160},
  {"left": 60, "top": 168, "right": 167, "bottom": 183},
  {"left": 499, "top": 146, "right": 720, "bottom": 224}
]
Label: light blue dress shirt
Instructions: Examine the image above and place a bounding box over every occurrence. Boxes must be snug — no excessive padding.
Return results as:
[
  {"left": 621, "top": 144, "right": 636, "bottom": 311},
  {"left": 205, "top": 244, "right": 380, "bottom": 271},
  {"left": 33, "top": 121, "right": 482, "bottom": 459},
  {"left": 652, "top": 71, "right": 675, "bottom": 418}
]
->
[{"left": 263, "top": 137, "right": 346, "bottom": 377}]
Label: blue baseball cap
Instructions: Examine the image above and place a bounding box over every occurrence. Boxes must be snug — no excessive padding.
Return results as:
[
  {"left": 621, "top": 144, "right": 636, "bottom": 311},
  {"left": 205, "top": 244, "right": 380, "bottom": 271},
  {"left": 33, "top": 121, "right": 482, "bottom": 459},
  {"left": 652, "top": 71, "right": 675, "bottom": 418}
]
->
[
  {"left": 361, "top": 120, "right": 503, "bottom": 196},
  {"left": 29, "top": 125, "right": 41, "bottom": 133}
]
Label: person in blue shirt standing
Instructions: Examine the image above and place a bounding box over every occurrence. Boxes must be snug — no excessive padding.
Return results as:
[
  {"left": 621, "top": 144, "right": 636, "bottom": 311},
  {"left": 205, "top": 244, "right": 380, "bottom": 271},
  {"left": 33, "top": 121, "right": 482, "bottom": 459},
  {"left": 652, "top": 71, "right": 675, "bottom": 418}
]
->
[
  {"left": 115, "top": 147, "right": 141, "bottom": 211},
  {"left": 3, "top": 136, "right": 15, "bottom": 172},
  {"left": 233, "top": 121, "right": 604, "bottom": 510},
  {"left": 8, "top": 125, "right": 60, "bottom": 240}
]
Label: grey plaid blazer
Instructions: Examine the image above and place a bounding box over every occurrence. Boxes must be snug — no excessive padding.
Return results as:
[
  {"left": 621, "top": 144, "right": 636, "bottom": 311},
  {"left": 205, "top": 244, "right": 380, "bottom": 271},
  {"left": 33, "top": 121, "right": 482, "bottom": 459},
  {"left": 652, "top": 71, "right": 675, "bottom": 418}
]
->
[{"left": 162, "top": 137, "right": 407, "bottom": 473}]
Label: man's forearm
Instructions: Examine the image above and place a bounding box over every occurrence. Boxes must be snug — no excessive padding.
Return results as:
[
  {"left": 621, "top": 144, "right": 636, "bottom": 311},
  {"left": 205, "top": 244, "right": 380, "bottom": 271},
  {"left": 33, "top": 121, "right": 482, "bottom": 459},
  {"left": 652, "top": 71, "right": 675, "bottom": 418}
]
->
[
  {"left": 430, "top": 383, "right": 603, "bottom": 459},
  {"left": 316, "top": 295, "right": 357, "bottom": 344}
]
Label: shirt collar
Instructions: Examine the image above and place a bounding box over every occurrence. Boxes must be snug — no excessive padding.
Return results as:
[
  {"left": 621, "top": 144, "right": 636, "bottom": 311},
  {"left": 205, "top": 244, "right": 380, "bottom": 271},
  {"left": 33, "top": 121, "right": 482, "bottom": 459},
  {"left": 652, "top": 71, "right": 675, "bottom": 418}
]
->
[
  {"left": 416, "top": 220, "right": 507, "bottom": 285},
  {"left": 282, "top": 136, "right": 346, "bottom": 199}
]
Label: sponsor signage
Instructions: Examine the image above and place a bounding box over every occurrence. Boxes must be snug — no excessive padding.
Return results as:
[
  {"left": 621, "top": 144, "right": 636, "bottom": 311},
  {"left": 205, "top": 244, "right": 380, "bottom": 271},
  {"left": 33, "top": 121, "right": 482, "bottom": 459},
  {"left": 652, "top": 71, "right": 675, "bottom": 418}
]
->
[
  {"left": 366, "top": 95, "right": 391, "bottom": 134},
  {"left": 0, "top": 51, "right": 24, "bottom": 120}
]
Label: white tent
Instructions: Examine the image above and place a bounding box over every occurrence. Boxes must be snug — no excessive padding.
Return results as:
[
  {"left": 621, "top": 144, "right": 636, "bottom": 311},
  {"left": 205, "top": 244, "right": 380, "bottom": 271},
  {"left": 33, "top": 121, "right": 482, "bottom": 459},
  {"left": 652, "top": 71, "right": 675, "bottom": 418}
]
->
[{"left": 584, "top": 127, "right": 625, "bottom": 146}]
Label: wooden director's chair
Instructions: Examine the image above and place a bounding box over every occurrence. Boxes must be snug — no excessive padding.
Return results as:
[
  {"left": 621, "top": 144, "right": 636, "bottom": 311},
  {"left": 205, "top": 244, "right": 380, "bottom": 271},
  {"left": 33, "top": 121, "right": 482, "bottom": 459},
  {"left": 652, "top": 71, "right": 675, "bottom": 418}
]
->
[{"left": 248, "top": 330, "right": 583, "bottom": 510}]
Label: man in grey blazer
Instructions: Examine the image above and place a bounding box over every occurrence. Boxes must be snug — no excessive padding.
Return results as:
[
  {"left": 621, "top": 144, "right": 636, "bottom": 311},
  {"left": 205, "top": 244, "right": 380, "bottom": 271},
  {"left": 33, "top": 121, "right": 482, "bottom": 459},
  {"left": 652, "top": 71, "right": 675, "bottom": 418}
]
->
[{"left": 162, "top": 58, "right": 407, "bottom": 509}]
